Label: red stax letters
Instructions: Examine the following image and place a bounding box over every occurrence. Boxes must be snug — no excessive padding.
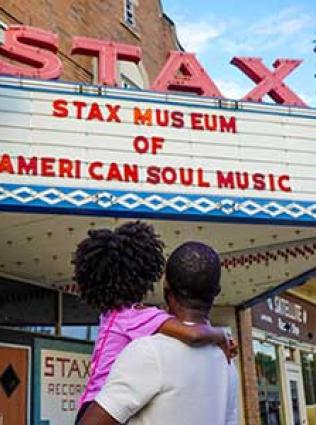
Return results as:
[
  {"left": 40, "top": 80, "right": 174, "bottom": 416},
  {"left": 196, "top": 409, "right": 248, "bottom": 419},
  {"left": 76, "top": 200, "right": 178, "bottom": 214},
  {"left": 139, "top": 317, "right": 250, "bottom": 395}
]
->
[
  {"left": 0, "top": 25, "right": 63, "bottom": 79},
  {"left": 231, "top": 57, "right": 306, "bottom": 106},
  {"left": 71, "top": 37, "right": 142, "bottom": 86},
  {"left": 151, "top": 51, "right": 223, "bottom": 97},
  {"left": 0, "top": 25, "right": 308, "bottom": 106}
]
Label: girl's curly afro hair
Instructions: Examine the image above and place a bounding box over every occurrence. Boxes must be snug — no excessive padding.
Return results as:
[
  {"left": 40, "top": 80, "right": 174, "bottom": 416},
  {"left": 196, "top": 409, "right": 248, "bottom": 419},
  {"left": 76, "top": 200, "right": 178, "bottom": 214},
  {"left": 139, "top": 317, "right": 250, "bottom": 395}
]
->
[{"left": 74, "top": 221, "right": 165, "bottom": 311}]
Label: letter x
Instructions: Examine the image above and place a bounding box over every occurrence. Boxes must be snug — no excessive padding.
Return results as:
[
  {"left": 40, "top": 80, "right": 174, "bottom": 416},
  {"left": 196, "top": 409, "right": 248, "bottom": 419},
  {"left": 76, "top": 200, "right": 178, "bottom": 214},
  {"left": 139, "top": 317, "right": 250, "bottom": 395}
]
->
[
  {"left": 231, "top": 57, "right": 306, "bottom": 106},
  {"left": 82, "top": 360, "right": 90, "bottom": 379},
  {"left": 106, "top": 104, "right": 121, "bottom": 122}
]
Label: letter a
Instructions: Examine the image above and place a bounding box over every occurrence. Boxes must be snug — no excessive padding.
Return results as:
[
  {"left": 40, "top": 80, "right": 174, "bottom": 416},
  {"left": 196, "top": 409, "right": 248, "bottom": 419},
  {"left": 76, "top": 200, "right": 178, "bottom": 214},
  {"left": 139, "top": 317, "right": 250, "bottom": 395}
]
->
[{"left": 151, "top": 51, "right": 223, "bottom": 97}]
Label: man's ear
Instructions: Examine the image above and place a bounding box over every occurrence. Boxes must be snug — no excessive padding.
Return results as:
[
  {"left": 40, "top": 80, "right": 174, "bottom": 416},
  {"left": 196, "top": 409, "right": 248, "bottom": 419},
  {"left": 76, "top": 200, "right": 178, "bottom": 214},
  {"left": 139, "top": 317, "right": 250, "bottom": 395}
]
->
[
  {"left": 167, "top": 288, "right": 179, "bottom": 313},
  {"left": 163, "top": 278, "right": 171, "bottom": 304}
]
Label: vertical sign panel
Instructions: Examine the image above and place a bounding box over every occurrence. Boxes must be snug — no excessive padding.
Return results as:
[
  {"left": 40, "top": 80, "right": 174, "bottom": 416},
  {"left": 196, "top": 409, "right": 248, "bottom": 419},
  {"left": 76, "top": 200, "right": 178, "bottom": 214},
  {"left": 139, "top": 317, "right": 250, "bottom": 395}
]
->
[{"left": 34, "top": 338, "right": 92, "bottom": 425}]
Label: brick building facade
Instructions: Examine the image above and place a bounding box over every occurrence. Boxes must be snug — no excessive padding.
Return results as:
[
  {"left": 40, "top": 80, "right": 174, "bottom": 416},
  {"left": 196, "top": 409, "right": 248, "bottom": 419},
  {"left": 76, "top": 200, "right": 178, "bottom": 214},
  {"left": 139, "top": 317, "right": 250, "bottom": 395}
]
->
[
  {"left": 0, "top": 0, "right": 181, "bottom": 85},
  {"left": 0, "top": 2, "right": 276, "bottom": 425},
  {"left": 238, "top": 309, "right": 261, "bottom": 425}
]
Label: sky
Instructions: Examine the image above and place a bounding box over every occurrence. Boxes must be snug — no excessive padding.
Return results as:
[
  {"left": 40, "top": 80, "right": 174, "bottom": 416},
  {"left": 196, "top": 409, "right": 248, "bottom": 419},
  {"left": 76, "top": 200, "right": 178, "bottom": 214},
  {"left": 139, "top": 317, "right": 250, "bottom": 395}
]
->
[{"left": 162, "top": 0, "right": 316, "bottom": 107}]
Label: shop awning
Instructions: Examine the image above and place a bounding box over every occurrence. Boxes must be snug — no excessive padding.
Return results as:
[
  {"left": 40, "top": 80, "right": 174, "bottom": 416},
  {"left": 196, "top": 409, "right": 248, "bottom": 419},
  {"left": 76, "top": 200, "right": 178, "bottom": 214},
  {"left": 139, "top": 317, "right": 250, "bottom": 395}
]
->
[{"left": 1, "top": 211, "right": 316, "bottom": 313}]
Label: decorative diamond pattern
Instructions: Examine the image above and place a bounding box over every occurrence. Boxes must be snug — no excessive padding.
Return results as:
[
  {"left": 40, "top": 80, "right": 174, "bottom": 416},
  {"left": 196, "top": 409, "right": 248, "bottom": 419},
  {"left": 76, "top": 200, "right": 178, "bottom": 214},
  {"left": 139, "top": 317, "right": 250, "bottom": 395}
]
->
[
  {"left": 169, "top": 196, "right": 190, "bottom": 212},
  {"left": 0, "top": 365, "right": 20, "bottom": 397},
  {"left": 194, "top": 197, "right": 218, "bottom": 213},
  {"left": 0, "top": 185, "right": 316, "bottom": 221},
  {"left": 219, "top": 199, "right": 236, "bottom": 215}
]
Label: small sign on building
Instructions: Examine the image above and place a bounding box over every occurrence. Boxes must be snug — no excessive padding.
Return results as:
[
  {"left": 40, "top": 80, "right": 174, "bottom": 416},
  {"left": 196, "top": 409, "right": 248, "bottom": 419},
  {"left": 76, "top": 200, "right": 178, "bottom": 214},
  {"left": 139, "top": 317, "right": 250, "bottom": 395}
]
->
[
  {"left": 33, "top": 338, "right": 92, "bottom": 425},
  {"left": 252, "top": 294, "right": 316, "bottom": 344}
]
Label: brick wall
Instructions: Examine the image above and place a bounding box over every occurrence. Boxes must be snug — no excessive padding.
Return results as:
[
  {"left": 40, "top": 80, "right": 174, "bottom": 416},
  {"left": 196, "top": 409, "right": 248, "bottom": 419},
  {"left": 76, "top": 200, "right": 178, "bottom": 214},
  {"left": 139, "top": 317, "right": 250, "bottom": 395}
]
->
[
  {"left": 0, "top": 0, "right": 180, "bottom": 84},
  {"left": 237, "top": 308, "right": 260, "bottom": 425}
]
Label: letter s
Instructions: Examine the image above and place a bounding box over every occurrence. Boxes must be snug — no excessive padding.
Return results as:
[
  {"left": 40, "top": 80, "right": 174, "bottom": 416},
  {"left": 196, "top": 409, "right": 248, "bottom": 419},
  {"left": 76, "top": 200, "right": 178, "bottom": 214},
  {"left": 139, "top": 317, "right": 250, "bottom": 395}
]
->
[
  {"left": 146, "top": 166, "right": 160, "bottom": 184},
  {"left": 44, "top": 356, "right": 54, "bottom": 377},
  {"left": 53, "top": 99, "right": 68, "bottom": 118},
  {"left": 0, "top": 25, "right": 63, "bottom": 79}
]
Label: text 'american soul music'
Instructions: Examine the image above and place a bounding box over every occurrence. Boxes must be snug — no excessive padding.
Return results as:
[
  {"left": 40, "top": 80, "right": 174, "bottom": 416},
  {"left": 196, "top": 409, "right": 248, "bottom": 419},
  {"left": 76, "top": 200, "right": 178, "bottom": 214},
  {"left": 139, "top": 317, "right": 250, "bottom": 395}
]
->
[{"left": 0, "top": 99, "right": 292, "bottom": 193}]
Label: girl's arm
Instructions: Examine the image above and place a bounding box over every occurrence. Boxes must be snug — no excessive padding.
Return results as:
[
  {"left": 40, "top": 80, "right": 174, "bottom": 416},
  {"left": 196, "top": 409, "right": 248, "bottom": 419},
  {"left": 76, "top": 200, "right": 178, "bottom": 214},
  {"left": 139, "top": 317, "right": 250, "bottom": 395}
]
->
[
  {"left": 157, "top": 318, "right": 227, "bottom": 346},
  {"left": 157, "top": 319, "right": 238, "bottom": 362}
]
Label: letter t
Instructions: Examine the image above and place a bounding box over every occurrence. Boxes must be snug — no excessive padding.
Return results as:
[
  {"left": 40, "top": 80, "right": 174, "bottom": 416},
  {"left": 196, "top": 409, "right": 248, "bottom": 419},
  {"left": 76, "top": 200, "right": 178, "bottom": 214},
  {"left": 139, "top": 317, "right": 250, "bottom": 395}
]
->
[{"left": 72, "top": 37, "right": 142, "bottom": 86}]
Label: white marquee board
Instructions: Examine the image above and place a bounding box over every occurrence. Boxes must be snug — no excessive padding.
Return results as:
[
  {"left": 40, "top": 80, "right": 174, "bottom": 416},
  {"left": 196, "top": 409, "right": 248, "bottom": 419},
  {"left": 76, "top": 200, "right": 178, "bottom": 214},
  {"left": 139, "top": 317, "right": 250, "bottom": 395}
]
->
[{"left": 0, "top": 77, "right": 316, "bottom": 224}]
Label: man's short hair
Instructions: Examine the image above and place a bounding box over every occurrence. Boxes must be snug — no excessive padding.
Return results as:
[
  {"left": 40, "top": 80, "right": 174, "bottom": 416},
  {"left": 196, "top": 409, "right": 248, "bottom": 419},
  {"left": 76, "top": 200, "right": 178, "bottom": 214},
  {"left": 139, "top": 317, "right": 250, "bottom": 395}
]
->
[{"left": 166, "top": 241, "right": 221, "bottom": 310}]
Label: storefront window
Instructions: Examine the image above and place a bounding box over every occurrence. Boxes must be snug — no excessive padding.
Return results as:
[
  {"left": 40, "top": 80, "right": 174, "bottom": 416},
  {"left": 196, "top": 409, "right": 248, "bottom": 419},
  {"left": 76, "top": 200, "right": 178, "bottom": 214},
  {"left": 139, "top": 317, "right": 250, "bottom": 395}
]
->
[
  {"left": 14, "top": 325, "right": 98, "bottom": 341},
  {"left": 253, "top": 340, "right": 282, "bottom": 425},
  {"left": 61, "top": 325, "right": 98, "bottom": 341},
  {"left": 62, "top": 325, "right": 91, "bottom": 340},
  {"left": 301, "top": 352, "right": 316, "bottom": 406},
  {"left": 16, "top": 325, "right": 55, "bottom": 335}
]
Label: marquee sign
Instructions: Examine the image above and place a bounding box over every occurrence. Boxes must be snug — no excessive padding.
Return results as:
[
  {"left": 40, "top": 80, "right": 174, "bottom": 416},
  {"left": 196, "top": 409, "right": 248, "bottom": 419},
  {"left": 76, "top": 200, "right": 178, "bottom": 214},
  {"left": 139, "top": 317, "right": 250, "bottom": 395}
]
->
[{"left": 0, "top": 77, "right": 315, "bottom": 224}]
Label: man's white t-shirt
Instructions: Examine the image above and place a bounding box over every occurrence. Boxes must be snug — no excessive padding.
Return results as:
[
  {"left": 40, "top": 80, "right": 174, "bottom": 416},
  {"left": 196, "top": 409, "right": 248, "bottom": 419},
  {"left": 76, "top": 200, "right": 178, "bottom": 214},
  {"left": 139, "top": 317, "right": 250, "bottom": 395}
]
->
[{"left": 95, "top": 334, "right": 238, "bottom": 425}]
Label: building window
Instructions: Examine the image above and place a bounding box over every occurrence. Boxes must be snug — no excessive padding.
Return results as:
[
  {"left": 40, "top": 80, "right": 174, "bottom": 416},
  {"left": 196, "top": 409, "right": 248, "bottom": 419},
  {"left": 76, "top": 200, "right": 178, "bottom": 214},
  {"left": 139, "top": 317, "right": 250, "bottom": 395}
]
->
[
  {"left": 253, "top": 340, "right": 282, "bottom": 425},
  {"left": 121, "top": 74, "right": 140, "bottom": 90},
  {"left": 124, "top": 0, "right": 135, "bottom": 27},
  {"left": 301, "top": 352, "right": 316, "bottom": 406}
]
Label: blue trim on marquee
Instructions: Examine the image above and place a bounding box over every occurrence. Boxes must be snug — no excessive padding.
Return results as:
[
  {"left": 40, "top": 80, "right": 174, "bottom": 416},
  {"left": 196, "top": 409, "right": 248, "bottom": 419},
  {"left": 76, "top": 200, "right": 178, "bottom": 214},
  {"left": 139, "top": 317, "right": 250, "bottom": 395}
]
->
[{"left": 1, "top": 183, "right": 316, "bottom": 226}]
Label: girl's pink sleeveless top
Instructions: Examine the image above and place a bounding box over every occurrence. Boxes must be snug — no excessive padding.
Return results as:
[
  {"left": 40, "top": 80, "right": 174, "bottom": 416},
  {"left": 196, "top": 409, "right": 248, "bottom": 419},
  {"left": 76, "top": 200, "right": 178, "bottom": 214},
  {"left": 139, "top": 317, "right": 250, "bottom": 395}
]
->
[{"left": 78, "top": 305, "right": 170, "bottom": 407}]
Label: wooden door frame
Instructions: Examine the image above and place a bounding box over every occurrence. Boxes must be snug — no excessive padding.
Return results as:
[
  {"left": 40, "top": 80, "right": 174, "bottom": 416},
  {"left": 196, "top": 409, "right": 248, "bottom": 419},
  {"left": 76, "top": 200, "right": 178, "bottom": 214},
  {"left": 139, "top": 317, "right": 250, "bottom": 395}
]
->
[{"left": 0, "top": 342, "right": 31, "bottom": 425}]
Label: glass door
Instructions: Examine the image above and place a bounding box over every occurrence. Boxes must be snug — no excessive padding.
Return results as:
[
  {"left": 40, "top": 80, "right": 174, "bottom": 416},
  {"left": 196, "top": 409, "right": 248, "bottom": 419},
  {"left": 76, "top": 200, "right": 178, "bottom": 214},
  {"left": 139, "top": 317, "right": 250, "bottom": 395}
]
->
[
  {"left": 253, "top": 340, "right": 282, "bottom": 425},
  {"left": 286, "top": 364, "right": 307, "bottom": 425}
]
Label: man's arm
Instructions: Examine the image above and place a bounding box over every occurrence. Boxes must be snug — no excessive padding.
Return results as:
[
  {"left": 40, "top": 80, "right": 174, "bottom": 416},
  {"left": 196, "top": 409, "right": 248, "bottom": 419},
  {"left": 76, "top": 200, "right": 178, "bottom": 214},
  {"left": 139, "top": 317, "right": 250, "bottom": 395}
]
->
[
  {"left": 225, "top": 362, "right": 238, "bottom": 425},
  {"left": 78, "top": 402, "right": 118, "bottom": 425},
  {"left": 79, "top": 338, "right": 161, "bottom": 425}
]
